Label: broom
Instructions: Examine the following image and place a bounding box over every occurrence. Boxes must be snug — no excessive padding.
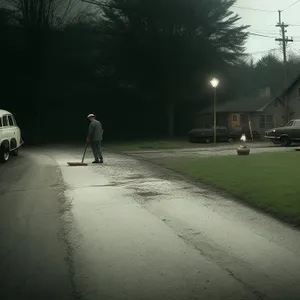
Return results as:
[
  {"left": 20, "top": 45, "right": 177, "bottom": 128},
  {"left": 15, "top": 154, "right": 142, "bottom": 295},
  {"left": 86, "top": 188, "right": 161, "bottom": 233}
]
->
[{"left": 67, "top": 144, "right": 88, "bottom": 166}]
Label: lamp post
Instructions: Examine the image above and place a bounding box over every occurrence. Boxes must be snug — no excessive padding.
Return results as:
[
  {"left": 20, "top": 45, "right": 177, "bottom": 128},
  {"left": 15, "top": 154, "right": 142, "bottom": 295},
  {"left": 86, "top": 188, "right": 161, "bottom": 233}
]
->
[{"left": 210, "top": 78, "right": 219, "bottom": 144}]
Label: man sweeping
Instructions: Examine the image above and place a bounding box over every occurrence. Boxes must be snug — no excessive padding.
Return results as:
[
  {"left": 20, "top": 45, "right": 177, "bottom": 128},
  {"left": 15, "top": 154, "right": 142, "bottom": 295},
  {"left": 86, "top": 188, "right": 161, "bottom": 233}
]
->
[{"left": 86, "top": 114, "right": 104, "bottom": 164}]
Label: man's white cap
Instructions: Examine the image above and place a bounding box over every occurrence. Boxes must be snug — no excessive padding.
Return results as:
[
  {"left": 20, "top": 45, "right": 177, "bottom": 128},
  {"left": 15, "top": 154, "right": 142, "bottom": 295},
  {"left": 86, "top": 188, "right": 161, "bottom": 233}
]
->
[{"left": 87, "top": 113, "right": 95, "bottom": 119}]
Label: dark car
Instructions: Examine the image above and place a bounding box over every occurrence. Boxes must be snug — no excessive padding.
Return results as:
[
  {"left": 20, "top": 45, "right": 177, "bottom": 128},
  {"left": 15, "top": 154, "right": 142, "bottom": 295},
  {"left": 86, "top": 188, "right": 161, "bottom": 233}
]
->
[
  {"left": 188, "top": 126, "right": 230, "bottom": 143},
  {"left": 229, "top": 127, "right": 261, "bottom": 140},
  {"left": 188, "top": 126, "right": 260, "bottom": 143},
  {"left": 265, "top": 119, "right": 300, "bottom": 146}
]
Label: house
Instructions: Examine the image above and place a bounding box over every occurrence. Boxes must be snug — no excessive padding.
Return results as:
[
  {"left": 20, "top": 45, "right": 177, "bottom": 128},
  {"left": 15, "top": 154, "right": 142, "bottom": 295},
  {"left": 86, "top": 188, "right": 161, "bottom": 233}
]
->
[
  {"left": 196, "top": 74, "right": 300, "bottom": 137},
  {"left": 281, "top": 74, "right": 300, "bottom": 119},
  {"left": 197, "top": 93, "right": 286, "bottom": 137}
]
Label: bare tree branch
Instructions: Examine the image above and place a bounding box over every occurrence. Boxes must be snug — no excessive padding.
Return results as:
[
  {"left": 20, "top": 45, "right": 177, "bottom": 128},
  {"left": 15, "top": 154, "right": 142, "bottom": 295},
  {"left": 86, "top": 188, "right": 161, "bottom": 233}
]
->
[{"left": 2, "top": 0, "right": 79, "bottom": 29}]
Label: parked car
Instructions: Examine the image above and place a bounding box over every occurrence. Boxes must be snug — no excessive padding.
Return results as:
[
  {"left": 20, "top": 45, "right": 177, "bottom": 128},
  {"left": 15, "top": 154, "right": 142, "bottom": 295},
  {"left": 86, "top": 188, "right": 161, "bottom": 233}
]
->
[
  {"left": 188, "top": 126, "right": 260, "bottom": 143},
  {"left": 265, "top": 119, "right": 300, "bottom": 146},
  {"left": 0, "top": 109, "right": 23, "bottom": 163},
  {"left": 229, "top": 127, "right": 261, "bottom": 140},
  {"left": 188, "top": 126, "right": 229, "bottom": 143}
]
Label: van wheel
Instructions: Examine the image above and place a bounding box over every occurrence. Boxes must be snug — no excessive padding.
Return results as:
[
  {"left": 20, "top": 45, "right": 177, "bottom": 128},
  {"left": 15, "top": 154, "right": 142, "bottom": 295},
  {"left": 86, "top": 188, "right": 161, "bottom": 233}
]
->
[
  {"left": 12, "top": 148, "right": 19, "bottom": 156},
  {"left": 280, "top": 136, "right": 291, "bottom": 146},
  {"left": 0, "top": 145, "right": 10, "bottom": 163}
]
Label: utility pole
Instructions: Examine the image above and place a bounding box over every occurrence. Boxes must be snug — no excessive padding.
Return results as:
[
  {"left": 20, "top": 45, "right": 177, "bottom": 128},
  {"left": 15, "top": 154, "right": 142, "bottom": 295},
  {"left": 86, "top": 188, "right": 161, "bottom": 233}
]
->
[{"left": 275, "top": 10, "right": 293, "bottom": 122}]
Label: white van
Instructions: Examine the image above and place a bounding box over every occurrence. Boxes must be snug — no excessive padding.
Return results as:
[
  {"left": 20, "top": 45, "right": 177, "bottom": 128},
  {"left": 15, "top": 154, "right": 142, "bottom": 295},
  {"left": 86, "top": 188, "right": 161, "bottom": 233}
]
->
[{"left": 0, "top": 109, "right": 23, "bottom": 163}]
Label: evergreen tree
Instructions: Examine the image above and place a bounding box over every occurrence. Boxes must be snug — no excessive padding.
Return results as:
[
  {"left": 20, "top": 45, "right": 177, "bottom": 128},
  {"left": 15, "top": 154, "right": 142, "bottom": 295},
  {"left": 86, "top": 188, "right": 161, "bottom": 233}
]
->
[{"left": 101, "top": 0, "right": 249, "bottom": 136}]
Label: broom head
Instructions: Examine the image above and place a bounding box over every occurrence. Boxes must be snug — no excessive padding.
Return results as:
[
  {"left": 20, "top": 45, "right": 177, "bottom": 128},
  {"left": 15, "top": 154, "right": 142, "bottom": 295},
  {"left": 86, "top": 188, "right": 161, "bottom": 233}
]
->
[{"left": 67, "top": 162, "right": 88, "bottom": 166}]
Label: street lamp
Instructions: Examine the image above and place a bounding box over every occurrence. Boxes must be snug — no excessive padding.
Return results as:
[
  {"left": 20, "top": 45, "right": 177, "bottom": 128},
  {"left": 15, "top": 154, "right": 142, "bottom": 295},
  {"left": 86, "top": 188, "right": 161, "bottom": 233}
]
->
[{"left": 210, "top": 78, "right": 219, "bottom": 144}]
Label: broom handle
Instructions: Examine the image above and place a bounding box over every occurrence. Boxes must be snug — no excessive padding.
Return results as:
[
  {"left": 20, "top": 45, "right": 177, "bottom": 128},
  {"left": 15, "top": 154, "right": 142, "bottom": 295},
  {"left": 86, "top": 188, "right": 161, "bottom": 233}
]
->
[{"left": 82, "top": 144, "right": 88, "bottom": 163}]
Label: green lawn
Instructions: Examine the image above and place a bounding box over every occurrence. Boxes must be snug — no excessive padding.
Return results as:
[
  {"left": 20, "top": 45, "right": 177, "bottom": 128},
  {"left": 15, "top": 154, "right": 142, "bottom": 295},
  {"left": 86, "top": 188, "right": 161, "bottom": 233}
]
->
[
  {"left": 106, "top": 139, "right": 201, "bottom": 151},
  {"left": 162, "top": 152, "right": 300, "bottom": 226}
]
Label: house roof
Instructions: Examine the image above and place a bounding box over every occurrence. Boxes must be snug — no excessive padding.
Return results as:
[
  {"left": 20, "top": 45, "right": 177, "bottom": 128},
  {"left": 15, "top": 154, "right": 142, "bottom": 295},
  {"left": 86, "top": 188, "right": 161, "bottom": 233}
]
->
[
  {"left": 281, "top": 74, "right": 300, "bottom": 97},
  {"left": 201, "top": 96, "right": 278, "bottom": 114}
]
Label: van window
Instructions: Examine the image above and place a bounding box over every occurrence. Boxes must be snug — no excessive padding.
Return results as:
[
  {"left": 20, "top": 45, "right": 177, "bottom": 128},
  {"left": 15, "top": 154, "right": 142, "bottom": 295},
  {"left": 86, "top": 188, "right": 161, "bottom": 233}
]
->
[
  {"left": 0, "top": 117, "right": 2, "bottom": 127},
  {"left": 8, "top": 115, "right": 14, "bottom": 126},
  {"left": 3, "top": 116, "right": 8, "bottom": 126},
  {"left": 12, "top": 115, "right": 17, "bottom": 126}
]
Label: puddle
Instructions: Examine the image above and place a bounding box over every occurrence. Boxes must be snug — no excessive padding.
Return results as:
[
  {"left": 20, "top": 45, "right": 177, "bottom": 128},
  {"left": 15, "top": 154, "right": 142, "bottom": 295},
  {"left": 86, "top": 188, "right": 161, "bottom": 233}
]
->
[
  {"left": 124, "top": 174, "right": 146, "bottom": 180},
  {"left": 137, "top": 191, "right": 164, "bottom": 197},
  {"left": 89, "top": 183, "right": 120, "bottom": 187}
]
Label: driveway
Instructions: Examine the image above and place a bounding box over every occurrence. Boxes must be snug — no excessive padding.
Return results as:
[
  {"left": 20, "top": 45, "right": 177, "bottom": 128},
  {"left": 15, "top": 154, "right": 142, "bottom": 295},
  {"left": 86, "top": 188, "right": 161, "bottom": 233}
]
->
[{"left": 1, "top": 146, "right": 300, "bottom": 300}]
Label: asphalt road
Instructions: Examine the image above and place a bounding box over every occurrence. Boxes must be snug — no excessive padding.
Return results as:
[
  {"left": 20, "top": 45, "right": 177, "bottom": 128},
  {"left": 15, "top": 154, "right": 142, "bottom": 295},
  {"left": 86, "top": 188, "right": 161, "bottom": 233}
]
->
[
  {"left": 0, "top": 150, "right": 73, "bottom": 299},
  {"left": 1, "top": 146, "right": 300, "bottom": 300}
]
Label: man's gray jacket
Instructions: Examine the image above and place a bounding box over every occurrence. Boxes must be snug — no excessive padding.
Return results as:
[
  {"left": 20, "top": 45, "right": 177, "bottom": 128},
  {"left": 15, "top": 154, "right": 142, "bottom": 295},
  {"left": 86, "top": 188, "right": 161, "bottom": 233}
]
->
[{"left": 88, "top": 119, "right": 103, "bottom": 141}]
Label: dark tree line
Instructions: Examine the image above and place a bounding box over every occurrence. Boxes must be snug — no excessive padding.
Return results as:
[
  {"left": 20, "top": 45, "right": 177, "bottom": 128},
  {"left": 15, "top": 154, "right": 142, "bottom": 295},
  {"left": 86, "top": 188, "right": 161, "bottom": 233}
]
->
[
  {"left": 1, "top": 0, "right": 299, "bottom": 144},
  {"left": 225, "top": 53, "right": 300, "bottom": 100}
]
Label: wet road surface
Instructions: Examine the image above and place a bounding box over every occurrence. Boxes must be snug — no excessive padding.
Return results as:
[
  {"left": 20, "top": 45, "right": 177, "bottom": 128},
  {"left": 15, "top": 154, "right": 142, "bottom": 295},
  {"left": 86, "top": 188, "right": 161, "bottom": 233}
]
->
[
  {"left": 0, "top": 151, "right": 73, "bottom": 299},
  {"left": 1, "top": 146, "right": 300, "bottom": 300}
]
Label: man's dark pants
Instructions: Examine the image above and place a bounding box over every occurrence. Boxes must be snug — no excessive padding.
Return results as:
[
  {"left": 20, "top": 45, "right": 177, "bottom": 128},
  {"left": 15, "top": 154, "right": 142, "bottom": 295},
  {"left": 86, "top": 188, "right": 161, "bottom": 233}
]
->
[{"left": 90, "top": 141, "right": 103, "bottom": 162}]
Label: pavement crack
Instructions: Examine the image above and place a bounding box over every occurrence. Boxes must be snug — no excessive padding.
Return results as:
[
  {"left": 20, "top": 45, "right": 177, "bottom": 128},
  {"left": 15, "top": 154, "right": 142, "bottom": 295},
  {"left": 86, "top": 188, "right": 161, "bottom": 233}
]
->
[
  {"left": 225, "top": 269, "right": 269, "bottom": 300},
  {"left": 175, "top": 233, "right": 268, "bottom": 300}
]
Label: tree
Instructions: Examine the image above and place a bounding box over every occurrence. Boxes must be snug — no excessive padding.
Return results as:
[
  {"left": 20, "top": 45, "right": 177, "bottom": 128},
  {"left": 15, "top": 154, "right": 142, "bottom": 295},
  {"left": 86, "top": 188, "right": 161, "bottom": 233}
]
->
[
  {"left": 253, "top": 53, "right": 300, "bottom": 97},
  {"left": 287, "top": 52, "right": 300, "bottom": 82},
  {"left": 100, "top": 0, "right": 249, "bottom": 136},
  {"left": 223, "top": 52, "right": 300, "bottom": 105},
  {"left": 0, "top": 6, "right": 16, "bottom": 27},
  {"left": 2, "top": 0, "right": 78, "bottom": 29},
  {"left": 221, "top": 58, "right": 255, "bottom": 102},
  {"left": 1, "top": 1, "right": 83, "bottom": 143}
]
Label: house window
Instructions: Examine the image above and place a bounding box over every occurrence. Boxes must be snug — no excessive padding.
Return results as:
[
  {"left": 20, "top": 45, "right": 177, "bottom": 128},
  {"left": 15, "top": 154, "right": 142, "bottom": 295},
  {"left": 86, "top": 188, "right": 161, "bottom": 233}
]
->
[
  {"left": 232, "top": 114, "right": 238, "bottom": 122},
  {"left": 259, "top": 115, "right": 274, "bottom": 129},
  {"left": 259, "top": 115, "right": 265, "bottom": 129}
]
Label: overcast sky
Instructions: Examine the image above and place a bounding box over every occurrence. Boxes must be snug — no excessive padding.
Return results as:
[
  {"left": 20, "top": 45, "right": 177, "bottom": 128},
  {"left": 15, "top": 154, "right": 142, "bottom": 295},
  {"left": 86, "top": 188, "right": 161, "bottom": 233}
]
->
[{"left": 233, "top": 0, "right": 300, "bottom": 59}]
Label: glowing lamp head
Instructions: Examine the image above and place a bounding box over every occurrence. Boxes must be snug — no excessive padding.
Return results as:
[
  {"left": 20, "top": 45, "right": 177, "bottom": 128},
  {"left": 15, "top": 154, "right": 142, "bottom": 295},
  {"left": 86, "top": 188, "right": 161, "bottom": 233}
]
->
[{"left": 210, "top": 78, "right": 219, "bottom": 88}]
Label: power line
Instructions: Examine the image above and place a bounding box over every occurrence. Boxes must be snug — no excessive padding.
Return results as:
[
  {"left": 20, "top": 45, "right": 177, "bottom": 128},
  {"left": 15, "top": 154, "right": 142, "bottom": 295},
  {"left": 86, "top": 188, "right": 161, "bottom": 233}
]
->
[
  {"left": 249, "top": 28, "right": 280, "bottom": 34},
  {"left": 291, "top": 46, "right": 300, "bottom": 54},
  {"left": 232, "top": 5, "right": 277, "bottom": 13},
  {"left": 282, "top": 0, "right": 300, "bottom": 11},
  {"left": 249, "top": 32, "right": 278, "bottom": 39}
]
